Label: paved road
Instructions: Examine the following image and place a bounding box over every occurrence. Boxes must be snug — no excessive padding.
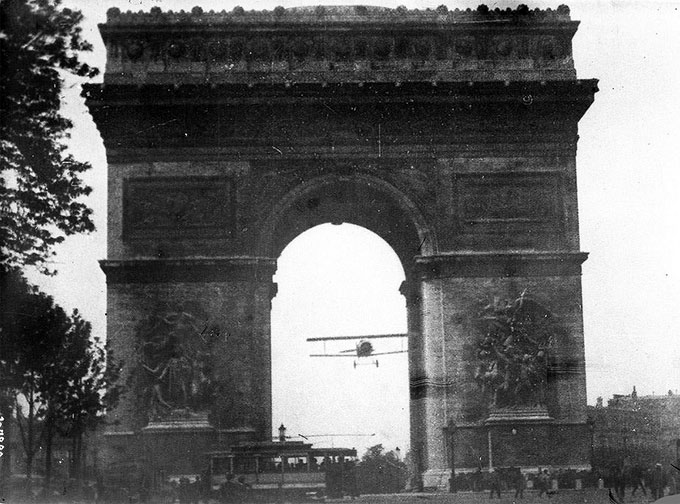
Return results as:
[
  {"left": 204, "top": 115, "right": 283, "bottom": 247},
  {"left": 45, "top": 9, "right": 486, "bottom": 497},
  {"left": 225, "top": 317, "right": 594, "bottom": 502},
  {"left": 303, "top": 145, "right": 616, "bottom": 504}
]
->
[
  {"left": 324, "top": 489, "right": 659, "bottom": 504},
  {"left": 2, "top": 488, "right": 669, "bottom": 504}
]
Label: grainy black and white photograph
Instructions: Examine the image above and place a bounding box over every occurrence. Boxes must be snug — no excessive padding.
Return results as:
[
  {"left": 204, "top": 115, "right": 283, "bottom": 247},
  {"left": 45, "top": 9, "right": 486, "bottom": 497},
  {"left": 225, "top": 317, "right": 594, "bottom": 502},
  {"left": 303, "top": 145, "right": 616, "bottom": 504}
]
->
[{"left": 1, "top": 0, "right": 679, "bottom": 503}]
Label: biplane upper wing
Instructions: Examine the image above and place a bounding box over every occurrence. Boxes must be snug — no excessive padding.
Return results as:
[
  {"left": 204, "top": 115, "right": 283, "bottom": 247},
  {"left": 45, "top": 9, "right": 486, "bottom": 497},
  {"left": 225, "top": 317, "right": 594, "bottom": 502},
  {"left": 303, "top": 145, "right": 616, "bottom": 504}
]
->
[{"left": 306, "top": 333, "right": 407, "bottom": 342}]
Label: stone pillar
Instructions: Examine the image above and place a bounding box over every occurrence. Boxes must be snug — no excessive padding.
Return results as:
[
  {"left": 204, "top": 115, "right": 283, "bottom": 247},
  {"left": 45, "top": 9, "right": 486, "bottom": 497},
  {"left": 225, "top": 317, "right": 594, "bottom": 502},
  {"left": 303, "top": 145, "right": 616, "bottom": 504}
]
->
[
  {"left": 402, "top": 277, "right": 425, "bottom": 490},
  {"left": 101, "top": 257, "right": 276, "bottom": 473},
  {"left": 417, "top": 278, "right": 450, "bottom": 487},
  {"left": 415, "top": 252, "right": 590, "bottom": 476}
]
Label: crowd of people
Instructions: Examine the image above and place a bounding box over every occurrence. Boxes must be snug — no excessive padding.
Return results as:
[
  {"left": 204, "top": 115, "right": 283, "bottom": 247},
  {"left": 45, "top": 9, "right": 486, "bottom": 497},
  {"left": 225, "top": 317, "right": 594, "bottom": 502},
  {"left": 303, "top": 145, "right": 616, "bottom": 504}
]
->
[
  {"left": 603, "top": 461, "right": 678, "bottom": 502},
  {"left": 449, "top": 463, "right": 679, "bottom": 500}
]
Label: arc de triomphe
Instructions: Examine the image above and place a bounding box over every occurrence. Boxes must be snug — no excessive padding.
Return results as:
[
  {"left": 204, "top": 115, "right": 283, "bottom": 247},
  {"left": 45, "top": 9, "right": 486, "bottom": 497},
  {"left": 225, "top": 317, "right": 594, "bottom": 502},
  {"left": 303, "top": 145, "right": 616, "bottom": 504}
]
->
[{"left": 84, "top": 4, "right": 597, "bottom": 487}]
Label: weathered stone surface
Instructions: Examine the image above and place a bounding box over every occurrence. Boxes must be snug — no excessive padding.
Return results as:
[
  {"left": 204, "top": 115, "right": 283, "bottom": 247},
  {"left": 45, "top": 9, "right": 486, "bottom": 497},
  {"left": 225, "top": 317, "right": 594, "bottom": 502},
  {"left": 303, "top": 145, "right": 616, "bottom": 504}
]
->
[
  {"left": 87, "top": 4, "right": 597, "bottom": 483},
  {"left": 99, "top": 5, "right": 578, "bottom": 85}
]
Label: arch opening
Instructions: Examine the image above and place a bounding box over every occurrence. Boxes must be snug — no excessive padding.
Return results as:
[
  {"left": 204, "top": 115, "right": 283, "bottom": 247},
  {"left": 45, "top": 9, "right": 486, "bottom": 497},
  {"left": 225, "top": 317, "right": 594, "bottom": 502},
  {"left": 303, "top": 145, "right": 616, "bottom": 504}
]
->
[
  {"left": 271, "top": 223, "right": 410, "bottom": 456},
  {"left": 258, "top": 172, "right": 436, "bottom": 266}
]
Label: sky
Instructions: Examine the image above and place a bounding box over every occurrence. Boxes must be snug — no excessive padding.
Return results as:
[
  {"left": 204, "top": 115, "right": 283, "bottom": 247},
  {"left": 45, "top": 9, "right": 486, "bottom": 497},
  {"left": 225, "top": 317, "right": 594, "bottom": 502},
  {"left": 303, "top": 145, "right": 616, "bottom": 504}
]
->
[{"left": 24, "top": 0, "right": 680, "bottom": 456}]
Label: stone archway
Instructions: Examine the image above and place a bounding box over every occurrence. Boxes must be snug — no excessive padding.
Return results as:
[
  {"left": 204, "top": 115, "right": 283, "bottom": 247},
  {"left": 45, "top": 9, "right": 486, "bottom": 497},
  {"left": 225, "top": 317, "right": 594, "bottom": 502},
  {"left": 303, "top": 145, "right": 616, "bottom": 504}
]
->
[
  {"left": 87, "top": 4, "right": 597, "bottom": 488},
  {"left": 260, "top": 171, "right": 435, "bottom": 481},
  {"left": 259, "top": 172, "right": 435, "bottom": 262}
]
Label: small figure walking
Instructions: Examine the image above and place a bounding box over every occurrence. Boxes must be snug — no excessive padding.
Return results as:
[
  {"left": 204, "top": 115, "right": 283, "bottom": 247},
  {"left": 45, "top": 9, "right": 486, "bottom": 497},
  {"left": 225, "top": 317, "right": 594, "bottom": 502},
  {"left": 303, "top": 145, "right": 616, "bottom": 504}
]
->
[
  {"left": 489, "top": 469, "right": 502, "bottom": 499},
  {"left": 513, "top": 468, "right": 525, "bottom": 499},
  {"left": 650, "top": 463, "right": 667, "bottom": 501},
  {"left": 538, "top": 469, "right": 551, "bottom": 498}
]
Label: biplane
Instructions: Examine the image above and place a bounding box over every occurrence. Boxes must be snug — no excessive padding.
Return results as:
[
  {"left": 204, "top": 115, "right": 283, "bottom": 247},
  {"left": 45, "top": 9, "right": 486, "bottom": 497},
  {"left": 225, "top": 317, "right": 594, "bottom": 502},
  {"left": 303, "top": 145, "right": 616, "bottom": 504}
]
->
[{"left": 307, "top": 334, "right": 407, "bottom": 368}]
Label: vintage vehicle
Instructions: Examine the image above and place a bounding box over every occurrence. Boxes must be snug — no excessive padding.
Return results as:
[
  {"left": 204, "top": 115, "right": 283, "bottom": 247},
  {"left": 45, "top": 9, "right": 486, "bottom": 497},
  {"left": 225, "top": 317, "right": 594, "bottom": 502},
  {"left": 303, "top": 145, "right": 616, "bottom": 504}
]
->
[{"left": 206, "top": 440, "right": 357, "bottom": 500}]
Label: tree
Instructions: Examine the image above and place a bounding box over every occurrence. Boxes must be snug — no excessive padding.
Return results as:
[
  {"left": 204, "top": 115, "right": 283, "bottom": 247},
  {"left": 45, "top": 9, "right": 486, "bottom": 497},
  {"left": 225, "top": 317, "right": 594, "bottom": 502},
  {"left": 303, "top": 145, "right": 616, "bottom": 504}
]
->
[
  {"left": 47, "top": 312, "right": 121, "bottom": 485},
  {"left": 0, "top": 269, "right": 70, "bottom": 484},
  {"left": 0, "top": 269, "right": 121, "bottom": 493},
  {"left": 356, "top": 444, "right": 407, "bottom": 494},
  {"left": 0, "top": 0, "right": 98, "bottom": 274}
]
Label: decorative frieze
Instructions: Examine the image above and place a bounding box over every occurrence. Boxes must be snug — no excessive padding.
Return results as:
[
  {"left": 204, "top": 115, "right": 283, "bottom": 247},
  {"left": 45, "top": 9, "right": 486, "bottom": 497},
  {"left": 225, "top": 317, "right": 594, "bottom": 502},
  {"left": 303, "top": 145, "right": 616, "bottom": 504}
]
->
[{"left": 100, "top": 5, "right": 578, "bottom": 85}]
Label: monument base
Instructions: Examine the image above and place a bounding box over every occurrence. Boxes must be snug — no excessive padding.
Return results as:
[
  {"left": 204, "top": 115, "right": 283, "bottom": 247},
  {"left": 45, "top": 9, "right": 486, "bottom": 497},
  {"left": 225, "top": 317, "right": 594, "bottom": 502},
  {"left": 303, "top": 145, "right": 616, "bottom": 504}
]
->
[
  {"left": 485, "top": 406, "right": 554, "bottom": 424},
  {"left": 142, "top": 410, "right": 214, "bottom": 433},
  {"left": 140, "top": 413, "right": 217, "bottom": 478},
  {"left": 450, "top": 408, "right": 590, "bottom": 473},
  {"left": 99, "top": 412, "right": 259, "bottom": 486},
  {"left": 422, "top": 469, "right": 452, "bottom": 491}
]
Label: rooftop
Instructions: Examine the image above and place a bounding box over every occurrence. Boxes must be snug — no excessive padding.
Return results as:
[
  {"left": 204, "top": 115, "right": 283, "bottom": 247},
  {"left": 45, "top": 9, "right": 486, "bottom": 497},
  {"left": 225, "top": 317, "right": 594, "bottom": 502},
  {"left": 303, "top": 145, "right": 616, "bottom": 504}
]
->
[{"left": 105, "top": 4, "right": 573, "bottom": 25}]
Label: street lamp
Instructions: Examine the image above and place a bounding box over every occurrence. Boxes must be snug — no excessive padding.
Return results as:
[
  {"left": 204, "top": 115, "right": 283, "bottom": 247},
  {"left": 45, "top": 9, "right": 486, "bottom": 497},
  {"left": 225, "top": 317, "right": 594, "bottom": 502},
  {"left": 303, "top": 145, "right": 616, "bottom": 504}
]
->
[{"left": 586, "top": 416, "right": 595, "bottom": 467}]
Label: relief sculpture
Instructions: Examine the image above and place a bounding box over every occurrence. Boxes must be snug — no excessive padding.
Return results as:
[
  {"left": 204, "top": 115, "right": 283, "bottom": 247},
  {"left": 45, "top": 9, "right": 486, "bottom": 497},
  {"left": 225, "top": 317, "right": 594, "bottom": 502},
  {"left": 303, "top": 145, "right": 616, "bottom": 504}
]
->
[
  {"left": 473, "top": 292, "right": 561, "bottom": 409},
  {"left": 135, "top": 302, "right": 218, "bottom": 421}
]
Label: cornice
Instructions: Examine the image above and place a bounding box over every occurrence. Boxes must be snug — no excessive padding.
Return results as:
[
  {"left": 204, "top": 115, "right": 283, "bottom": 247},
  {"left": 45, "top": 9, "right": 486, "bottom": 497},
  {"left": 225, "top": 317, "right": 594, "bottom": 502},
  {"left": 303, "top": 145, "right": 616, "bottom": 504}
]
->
[
  {"left": 415, "top": 251, "right": 588, "bottom": 279},
  {"left": 104, "top": 5, "right": 574, "bottom": 26},
  {"left": 97, "top": 5, "right": 582, "bottom": 87},
  {"left": 82, "top": 79, "right": 593, "bottom": 157},
  {"left": 100, "top": 257, "right": 277, "bottom": 284},
  {"left": 83, "top": 80, "right": 598, "bottom": 105}
]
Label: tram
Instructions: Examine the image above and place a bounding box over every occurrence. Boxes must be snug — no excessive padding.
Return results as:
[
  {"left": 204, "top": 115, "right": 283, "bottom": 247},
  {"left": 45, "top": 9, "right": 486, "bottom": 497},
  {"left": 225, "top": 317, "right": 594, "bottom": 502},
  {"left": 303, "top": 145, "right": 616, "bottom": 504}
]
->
[{"left": 207, "top": 441, "right": 357, "bottom": 500}]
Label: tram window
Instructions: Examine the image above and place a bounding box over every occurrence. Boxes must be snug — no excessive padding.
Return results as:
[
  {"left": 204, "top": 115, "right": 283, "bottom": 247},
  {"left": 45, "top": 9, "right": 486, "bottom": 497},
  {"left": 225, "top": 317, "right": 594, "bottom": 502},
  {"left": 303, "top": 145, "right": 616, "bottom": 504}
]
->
[
  {"left": 258, "top": 457, "right": 280, "bottom": 473},
  {"left": 212, "top": 457, "right": 231, "bottom": 474},
  {"left": 234, "top": 457, "right": 256, "bottom": 474},
  {"left": 285, "top": 456, "right": 308, "bottom": 472}
]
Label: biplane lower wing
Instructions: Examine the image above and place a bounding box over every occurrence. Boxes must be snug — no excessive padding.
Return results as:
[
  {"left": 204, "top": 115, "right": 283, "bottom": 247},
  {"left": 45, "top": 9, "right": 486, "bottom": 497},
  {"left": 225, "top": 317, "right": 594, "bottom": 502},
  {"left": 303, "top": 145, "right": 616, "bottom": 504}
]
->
[
  {"left": 307, "top": 334, "right": 407, "bottom": 362},
  {"left": 309, "top": 353, "right": 357, "bottom": 358}
]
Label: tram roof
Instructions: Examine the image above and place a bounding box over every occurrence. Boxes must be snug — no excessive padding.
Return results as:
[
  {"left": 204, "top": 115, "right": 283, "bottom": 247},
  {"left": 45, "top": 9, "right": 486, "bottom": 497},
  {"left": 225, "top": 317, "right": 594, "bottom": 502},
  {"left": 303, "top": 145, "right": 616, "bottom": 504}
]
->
[{"left": 206, "top": 441, "right": 356, "bottom": 457}]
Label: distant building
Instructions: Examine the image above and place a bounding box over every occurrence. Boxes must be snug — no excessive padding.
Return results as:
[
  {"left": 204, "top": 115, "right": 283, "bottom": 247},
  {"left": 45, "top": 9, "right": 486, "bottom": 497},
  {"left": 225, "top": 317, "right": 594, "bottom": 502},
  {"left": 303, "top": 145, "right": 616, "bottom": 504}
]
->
[{"left": 588, "top": 387, "right": 680, "bottom": 468}]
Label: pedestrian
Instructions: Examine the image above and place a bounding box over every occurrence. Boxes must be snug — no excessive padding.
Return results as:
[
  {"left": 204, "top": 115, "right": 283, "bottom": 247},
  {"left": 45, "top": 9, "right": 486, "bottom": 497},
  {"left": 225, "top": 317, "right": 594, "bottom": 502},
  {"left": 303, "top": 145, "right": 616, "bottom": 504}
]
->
[
  {"left": 178, "top": 477, "right": 191, "bottom": 504},
  {"left": 612, "top": 462, "right": 626, "bottom": 501},
  {"left": 630, "top": 464, "right": 647, "bottom": 497},
  {"left": 513, "top": 468, "right": 525, "bottom": 499},
  {"left": 189, "top": 475, "right": 201, "bottom": 504},
  {"left": 650, "top": 463, "right": 667, "bottom": 500},
  {"left": 473, "top": 466, "right": 483, "bottom": 492},
  {"left": 489, "top": 469, "right": 502, "bottom": 499},
  {"left": 538, "top": 469, "right": 551, "bottom": 498},
  {"left": 220, "top": 473, "right": 243, "bottom": 503}
]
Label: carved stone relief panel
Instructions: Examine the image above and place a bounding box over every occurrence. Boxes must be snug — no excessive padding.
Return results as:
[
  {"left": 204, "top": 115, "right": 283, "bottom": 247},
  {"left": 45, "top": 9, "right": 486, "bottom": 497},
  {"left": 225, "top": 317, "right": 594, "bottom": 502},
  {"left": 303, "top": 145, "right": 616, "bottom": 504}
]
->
[
  {"left": 454, "top": 172, "right": 563, "bottom": 236},
  {"left": 123, "top": 176, "right": 234, "bottom": 239}
]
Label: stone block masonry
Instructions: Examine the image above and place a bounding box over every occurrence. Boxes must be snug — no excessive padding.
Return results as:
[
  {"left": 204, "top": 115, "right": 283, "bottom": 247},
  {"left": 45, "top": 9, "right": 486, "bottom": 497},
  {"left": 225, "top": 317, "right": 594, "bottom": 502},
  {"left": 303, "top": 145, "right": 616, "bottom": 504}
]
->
[{"left": 85, "top": 3, "right": 597, "bottom": 485}]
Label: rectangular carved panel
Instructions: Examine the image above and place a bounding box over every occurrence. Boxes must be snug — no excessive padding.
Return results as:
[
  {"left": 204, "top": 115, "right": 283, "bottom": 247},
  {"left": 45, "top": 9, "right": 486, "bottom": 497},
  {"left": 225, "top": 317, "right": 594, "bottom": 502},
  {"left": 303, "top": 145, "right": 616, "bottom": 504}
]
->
[
  {"left": 123, "top": 177, "right": 234, "bottom": 239},
  {"left": 454, "top": 172, "right": 563, "bottom": 236}
]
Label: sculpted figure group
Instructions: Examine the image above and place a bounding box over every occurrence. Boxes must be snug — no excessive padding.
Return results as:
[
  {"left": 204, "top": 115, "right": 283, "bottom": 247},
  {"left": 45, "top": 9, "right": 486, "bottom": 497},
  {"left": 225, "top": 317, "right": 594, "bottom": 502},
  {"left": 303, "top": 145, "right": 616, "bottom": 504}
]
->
[
  {"left": 137, "top": 306, "right": 216, "bottom": 419},
  {"left": 474, "top": 292, "right": 556, "bottom": 408}
]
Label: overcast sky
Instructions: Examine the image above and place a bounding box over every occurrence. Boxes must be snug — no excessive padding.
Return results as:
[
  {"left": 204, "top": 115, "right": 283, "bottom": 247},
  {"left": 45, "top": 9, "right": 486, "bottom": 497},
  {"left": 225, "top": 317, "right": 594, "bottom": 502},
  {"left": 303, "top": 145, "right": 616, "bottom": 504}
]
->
[{"left": 25, "top": 0, "right": 680, "bottom": 455}]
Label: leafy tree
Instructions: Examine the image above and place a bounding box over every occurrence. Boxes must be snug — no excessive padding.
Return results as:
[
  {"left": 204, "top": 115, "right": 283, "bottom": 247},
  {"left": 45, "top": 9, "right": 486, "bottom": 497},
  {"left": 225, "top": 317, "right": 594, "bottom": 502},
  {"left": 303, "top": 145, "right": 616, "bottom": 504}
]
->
[
  {"left": 0, "top": 269, "right": 121, "bottom": 492},
  {"left": 48, "top": 312, "right": 121, "bottom": 484},
  {"left": 0, "top": 0, "right": 98, "bottom": 274},
  {"left": 0, "top": 269, "right": 70, "bottom": 482},
  {"left": 357, "top": 444, "right": 407, "bottom": 494}
]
